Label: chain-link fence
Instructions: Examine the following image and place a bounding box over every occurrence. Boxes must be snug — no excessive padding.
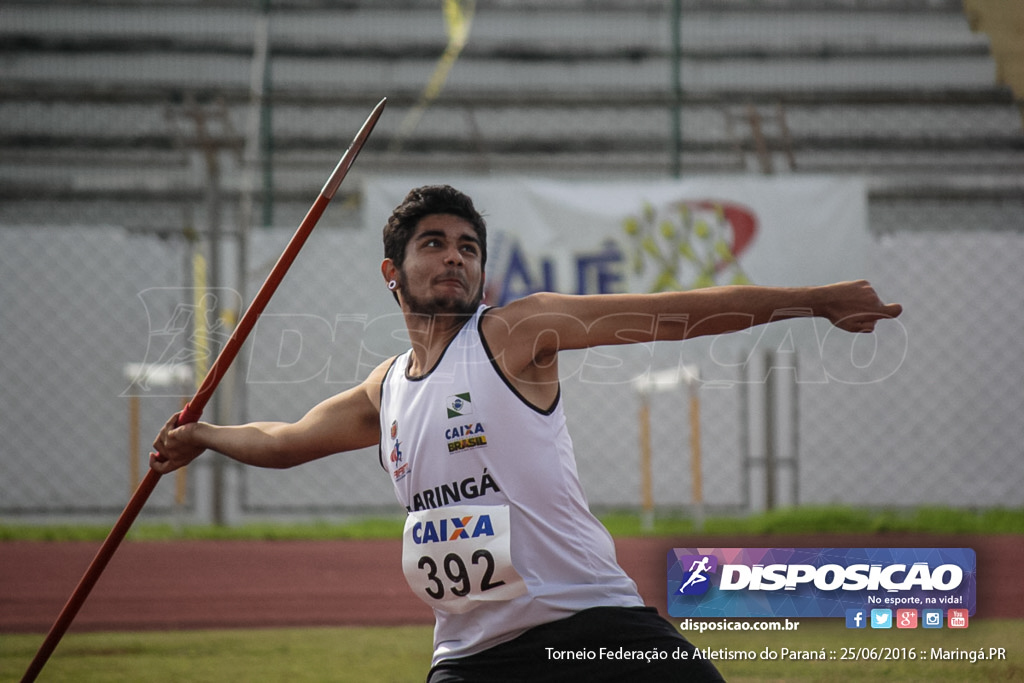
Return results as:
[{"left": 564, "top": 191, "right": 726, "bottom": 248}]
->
[
  {"left": 2, "top": 205, "right": 1022, "bottom": 522},
  {"left": 1, "top": 0, "right": 1022, "bottom": 523}
]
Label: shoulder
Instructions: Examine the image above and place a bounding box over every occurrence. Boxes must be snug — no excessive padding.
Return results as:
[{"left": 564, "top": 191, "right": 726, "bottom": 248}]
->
[
  {"left": 361, "top": 356, "right": 400, "bottom": 411},
  {"left": 481, "top": 291, "right": 607, "bottom": 351},
  {"left": 480, "top": 292, "right": 571, "bottom": 336},
  {"left": 478, "top": 293, "right": 570, "bottom": 370}
]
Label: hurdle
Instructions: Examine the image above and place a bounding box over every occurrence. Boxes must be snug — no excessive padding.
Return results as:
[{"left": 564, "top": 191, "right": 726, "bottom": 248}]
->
[
  {"left": 123, "top": 362, "right": 193, "bottom": 504},
  {"left": 633, "top": 365, "right": 702, "bottom": 532}
]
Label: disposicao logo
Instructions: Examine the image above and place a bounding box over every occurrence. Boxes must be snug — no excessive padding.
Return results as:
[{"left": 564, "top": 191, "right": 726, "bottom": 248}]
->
[
  {"left": 676, "top": 555, "right": 718, "bottom": 596},
  {"left": 667, "top": 548, "right": 976, "bottom": 619}
]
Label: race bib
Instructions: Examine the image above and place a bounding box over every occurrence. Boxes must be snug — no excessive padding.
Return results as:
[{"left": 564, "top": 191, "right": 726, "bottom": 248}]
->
[{"left": 402, "top": 504, "right": 527, "bottom": 614}]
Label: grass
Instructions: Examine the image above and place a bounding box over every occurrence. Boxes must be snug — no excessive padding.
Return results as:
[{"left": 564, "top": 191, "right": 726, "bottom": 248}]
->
[
  {"left": 2, "top": 620, "right": 1020, "bottom": 682},
  {"left": 599, "top": 505, "right": 1024, "bottom": 538},
  {"left": 0, "top": 518, "right": 408, "bottom": 543},
  {"left": 2, "top": 505, "right": 1022, "bottom": 542},
  {"left": 0, "top": 626, "right": 435, "bottom": 683}
]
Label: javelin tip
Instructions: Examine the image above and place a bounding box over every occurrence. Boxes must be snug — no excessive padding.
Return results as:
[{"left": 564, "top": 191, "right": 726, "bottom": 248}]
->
[{"left": 321, "top": 98, "right": 388, "bottom": 200}]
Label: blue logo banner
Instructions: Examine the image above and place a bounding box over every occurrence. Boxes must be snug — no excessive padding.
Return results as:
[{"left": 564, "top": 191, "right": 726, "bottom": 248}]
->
[{"left": 667, "top": 548, "right": 976, "bottom": 618}]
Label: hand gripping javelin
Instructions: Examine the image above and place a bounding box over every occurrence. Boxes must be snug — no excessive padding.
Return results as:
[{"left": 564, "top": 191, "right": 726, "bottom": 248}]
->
[{"left": 20, "top": 98, "right": 387, "bottom": 683}]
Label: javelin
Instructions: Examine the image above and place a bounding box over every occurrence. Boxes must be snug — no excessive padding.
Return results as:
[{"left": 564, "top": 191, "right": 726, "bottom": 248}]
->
[{"left": 21, "top": 97, "right": 387, "bottom": 683}]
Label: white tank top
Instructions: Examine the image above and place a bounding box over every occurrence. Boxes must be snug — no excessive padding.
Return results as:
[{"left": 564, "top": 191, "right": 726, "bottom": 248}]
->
[{"left": 379, "top": 306, "right": 643, "bottom": 665}]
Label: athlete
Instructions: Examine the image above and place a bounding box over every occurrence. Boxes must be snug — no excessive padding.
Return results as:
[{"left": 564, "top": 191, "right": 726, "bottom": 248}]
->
[{"left": 151, "top": 184, "right": 902, "bottom": 681}]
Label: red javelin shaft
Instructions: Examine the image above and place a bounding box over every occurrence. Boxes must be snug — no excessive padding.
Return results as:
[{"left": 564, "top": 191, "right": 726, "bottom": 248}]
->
[{"left": 21, "top": 97, "right": 387, "bottom": 683}]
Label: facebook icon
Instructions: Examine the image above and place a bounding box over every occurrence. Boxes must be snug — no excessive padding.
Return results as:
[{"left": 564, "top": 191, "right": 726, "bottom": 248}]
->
[{"left": 846, "top": 609, "right": 867, "bottom": 629}]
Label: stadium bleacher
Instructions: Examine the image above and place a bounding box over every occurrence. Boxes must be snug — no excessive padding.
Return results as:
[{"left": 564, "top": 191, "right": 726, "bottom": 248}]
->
[{"left": 1, "top": 0, "right": 1021, "bottom": 232}]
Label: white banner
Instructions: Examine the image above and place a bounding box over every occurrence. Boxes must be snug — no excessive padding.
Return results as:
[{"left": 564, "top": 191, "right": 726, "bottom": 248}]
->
[{"left": 364, "top": 176, "right": 868, "bottom": 306}]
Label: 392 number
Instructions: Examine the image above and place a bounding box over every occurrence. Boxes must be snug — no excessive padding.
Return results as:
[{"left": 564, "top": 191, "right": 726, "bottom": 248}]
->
[{"left": 417, "top": 549, "right": 505, "bottom": 601}]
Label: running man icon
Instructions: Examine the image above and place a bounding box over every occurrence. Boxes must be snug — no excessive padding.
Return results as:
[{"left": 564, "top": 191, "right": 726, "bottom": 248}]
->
[{"left": 679, "top": 556, "right": 714, "bottom": 595}]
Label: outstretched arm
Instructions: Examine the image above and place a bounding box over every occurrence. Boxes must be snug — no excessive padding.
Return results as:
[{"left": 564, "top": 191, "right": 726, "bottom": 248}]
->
[
  {"left": 148, "top": 358, "right": 391, "bottom": 474},
  {"left": 482, "top": 280, "right": 901, "bottom": 408},
  {"left": 491, "top": 280, "right": 902, "bottom": 354}
]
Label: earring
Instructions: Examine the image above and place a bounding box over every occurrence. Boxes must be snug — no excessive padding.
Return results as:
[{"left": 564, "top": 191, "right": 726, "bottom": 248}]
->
[{"left": 388, "top": 280, "right": 398, "bottom": 291}]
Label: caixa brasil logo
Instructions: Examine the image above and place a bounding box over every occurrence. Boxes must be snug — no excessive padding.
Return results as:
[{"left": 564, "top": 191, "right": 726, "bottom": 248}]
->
[
  {"left": 411, "top": 514, "right": 495, "bottom": 545},
  {"left": 667, "top": 548, "right": 976, "bottom": 619}
]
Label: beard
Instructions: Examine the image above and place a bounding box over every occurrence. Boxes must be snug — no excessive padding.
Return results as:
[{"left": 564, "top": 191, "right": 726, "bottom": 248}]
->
[{"left": 399, "top": 272, "right": 483, "bottom": 319}]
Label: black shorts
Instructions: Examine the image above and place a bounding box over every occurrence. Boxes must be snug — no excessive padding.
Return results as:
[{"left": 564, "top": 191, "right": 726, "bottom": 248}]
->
[{"left": 426, "top": 606, "right": 725, "bottom": 682}]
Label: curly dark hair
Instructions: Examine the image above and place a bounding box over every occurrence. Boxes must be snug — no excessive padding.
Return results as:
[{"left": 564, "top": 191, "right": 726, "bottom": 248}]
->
[{"left": 382, "top": 185, "right": 487, "bottom": 270}]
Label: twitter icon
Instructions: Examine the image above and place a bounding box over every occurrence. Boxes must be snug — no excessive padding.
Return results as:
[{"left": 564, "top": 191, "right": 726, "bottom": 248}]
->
[{"left": 870, "top": 609, "right": 893, "bottom": 629}]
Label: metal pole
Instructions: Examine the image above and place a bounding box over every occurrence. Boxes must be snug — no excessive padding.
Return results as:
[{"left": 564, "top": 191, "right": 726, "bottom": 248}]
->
[
  {"left": 791, "top": 355, "right": 800, "bottom": 506},
  {"left": 739, "top": 352, "right": 750, "bottom": 510},
  {"left": 128, "top": 396, "right": 140, "bottom": 490},
  {"left": 639, "top": 392, "right": 654, "bottom": 532},
  {"left": 233, "top": 8, "right": 270, "bottom": 514},
  {"left": 204, "top": 121, "right": 227, "bottom": 526},
  {"left": 670, "top": 0, "right": 683, "bottom": 177},
  {"left": 764, "top": 349, "right": 777, "bottom": 511},
  {"left": 688, "top": 382, "right": 704, "bottom": 531}
]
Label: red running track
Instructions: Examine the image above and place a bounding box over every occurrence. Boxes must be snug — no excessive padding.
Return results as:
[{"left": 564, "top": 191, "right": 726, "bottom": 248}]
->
[{"left": 2, "top": 534, "right": 1020, "bottom": 633}]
